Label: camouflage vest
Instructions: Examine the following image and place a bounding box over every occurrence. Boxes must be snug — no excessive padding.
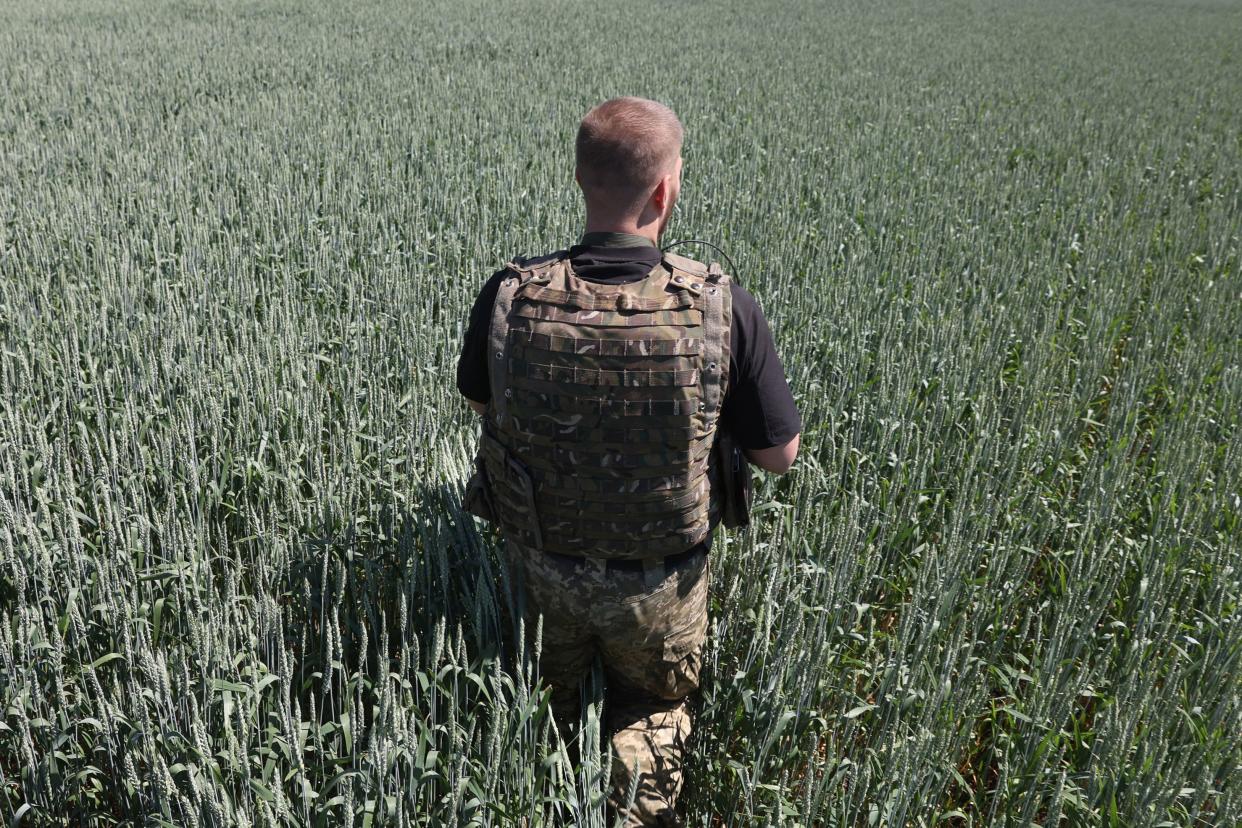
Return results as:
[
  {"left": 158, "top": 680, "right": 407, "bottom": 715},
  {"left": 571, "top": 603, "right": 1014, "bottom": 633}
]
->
[{"left": 478, "top": 249, "right": 733, "bottom": 560}]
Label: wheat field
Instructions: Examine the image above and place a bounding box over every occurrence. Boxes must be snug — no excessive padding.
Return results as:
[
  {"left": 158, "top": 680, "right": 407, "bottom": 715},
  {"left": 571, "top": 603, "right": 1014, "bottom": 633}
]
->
[{"left": 1, "top": 0, "right": 1240, "bottom": 825}]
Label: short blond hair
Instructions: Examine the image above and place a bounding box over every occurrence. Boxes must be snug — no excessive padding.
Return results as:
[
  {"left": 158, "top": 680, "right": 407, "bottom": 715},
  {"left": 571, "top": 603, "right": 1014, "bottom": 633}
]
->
[{"left": 576, "top": 97, "right": 683, "bottom": 208}]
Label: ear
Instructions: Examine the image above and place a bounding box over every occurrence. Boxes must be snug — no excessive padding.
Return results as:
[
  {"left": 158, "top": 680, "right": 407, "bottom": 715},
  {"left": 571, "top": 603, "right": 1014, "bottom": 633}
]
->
[{"left": 652, "top": 174, "right": 670, "bottom": 210}]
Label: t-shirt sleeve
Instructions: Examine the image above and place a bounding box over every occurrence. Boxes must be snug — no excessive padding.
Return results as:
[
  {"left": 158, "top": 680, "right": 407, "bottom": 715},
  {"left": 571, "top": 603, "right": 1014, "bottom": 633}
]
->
[
  {"left": 721, "top": 284, "right": 802, "bottom": 450},
  {"left": 456, "top": 269, "right": 507, "bottom": 404}
]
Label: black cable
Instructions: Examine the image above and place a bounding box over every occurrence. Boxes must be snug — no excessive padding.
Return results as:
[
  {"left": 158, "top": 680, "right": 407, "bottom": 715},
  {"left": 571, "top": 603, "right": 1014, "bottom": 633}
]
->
[{"left": 660, "top": 238, "right": 740, "bottom": 284}]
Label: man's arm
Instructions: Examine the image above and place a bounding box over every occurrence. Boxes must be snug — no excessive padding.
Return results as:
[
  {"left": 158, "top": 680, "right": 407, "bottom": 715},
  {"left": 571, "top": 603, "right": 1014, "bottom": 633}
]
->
[
  {"left": 746, "top": 433, "right": 800, "bottom": 474},
  {"left": 721, "top": 283, "right": 802, "bottom": 475},
  {"left": 457, "top": 269, "right": 508, "bottom": 412}
]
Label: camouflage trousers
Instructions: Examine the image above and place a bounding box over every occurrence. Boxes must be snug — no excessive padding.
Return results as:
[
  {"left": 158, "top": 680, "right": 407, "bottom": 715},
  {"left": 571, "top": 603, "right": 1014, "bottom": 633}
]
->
[{"left": 504, "top": 539, "right": 710, "bottom": 828}]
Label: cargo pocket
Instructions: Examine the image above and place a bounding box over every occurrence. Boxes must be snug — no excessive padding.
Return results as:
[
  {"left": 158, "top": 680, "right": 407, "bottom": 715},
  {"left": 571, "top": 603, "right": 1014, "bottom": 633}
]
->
[
  {"left": 660, "top": 611, "right": 708, "bottom": 697},
  {"left": 657, "top": 553, "right": 709, "bottom": 697},
  {"left": 662, "top": 631, "right": 704, "bottom": 697}
]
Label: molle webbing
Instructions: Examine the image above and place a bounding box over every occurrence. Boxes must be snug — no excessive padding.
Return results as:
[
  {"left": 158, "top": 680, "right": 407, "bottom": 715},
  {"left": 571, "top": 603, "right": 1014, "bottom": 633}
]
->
[
  {"left": 483, "top": 251, "right": 732, "bottom": 560},
  {"left": 511, "top": 330, "right": 702, "bottom": 357}
]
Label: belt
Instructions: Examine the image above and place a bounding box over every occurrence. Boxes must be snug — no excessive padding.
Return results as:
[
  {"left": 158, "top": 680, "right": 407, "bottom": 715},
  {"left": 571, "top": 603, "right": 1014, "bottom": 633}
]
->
[{"left": 543, "top": 542, "right": 705, "bottom": 575}]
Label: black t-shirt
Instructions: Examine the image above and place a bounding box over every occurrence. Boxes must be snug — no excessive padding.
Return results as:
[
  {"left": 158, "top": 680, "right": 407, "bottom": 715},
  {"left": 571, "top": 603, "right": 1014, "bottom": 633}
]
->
[{"left": 457, "top": 242, "right": 802, "bottom": 451}]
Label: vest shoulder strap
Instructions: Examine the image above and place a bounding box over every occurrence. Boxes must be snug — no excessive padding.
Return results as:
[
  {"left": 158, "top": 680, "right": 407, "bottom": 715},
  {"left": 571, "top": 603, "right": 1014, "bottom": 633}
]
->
[
  {"left": 661, "top": 251, "right": 709, "bottom": 278},
  {"left": 490, "top": 250, "right": 569, "bottom": 420},
  {"left": 664, "top": 252, "right": 733, "bottom": 294},
  {"left": 699, "top": 263, "right": 732, "bottom": 425},
  {"left": 488, "top": 272, "right": 519, "bottom": 421},
  {"left": 505, "top": 250, "right": 569, "bottom": 284}
]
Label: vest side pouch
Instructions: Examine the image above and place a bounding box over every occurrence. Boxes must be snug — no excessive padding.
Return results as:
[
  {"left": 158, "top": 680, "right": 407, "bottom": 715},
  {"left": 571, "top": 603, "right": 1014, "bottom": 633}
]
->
[
  {"left": 473, "top": 425, "right": 544, "bottom": 547},
  {"left": 463, "top": 445, "right": 496, "bottom": 524},
  {"left": 502, "top": 453, "right": 541, "bottom": 548},
  {"left": 714, "top": 427, "right": 753, "bottom": 529}
]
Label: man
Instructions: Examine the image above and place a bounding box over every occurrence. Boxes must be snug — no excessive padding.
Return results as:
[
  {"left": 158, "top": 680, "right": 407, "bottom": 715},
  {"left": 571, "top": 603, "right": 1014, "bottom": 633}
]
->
[{"left": 456, "top": 96, "right": 800, "bottom": 826}]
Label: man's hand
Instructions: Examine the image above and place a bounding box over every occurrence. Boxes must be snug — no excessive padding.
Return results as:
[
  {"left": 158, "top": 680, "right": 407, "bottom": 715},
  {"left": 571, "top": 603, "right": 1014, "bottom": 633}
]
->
[
  {"left": 466, "top": 398, "right": 487, "bottom": 415},
  {"left": 745, "top": 433, "right": 800, "bottom": 475}
]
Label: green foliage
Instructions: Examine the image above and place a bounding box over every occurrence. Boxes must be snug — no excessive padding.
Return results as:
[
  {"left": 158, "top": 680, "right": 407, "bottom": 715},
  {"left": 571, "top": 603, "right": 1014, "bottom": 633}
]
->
[{"left": 1, "top": 0, "right": 1240, "bottom": 824}]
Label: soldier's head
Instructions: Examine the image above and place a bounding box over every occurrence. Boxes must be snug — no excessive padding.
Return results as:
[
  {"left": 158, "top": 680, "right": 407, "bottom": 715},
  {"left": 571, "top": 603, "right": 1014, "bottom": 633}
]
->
[{"left": 575, "top": 96, "right": 684, "bottom": 239}]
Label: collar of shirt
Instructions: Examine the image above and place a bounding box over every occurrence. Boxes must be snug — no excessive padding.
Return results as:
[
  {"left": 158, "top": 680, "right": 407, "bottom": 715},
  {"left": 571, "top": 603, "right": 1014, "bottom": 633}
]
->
[{"left": 578, "top": 230, "right": 657, "bottom": 249}]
